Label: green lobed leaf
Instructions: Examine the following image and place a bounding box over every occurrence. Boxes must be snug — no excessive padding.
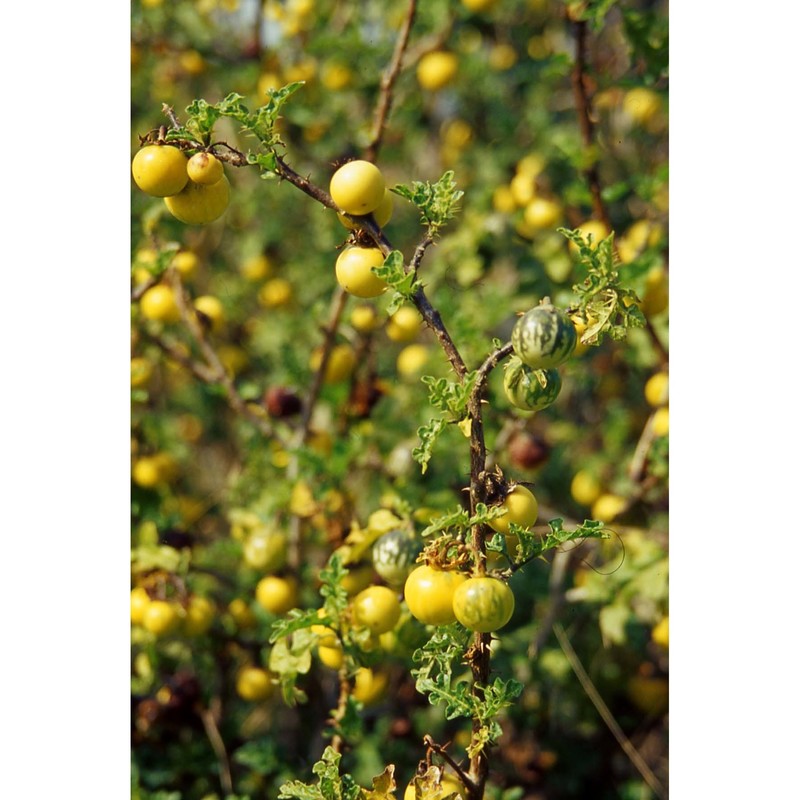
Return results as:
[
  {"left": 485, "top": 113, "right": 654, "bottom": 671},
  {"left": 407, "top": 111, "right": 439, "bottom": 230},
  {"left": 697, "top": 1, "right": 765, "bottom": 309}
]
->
[
  {"left": 412, "top": 418, "right": 447, "bottom": 475},
  {"left": 509, "top": 518, "right": 609, "bottom": 566},
  {"left": 559, "top": 227, "right": 645, "bottom": 345},
  {"left": 393, "top": 171, "right": 464, "bottom": 233}
]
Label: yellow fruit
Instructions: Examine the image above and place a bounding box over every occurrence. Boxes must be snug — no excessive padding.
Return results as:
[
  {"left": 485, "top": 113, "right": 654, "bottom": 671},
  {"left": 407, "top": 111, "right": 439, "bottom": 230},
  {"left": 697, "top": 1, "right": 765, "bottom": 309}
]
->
[
  {"left": 386, "top": 307, "right": 422, "bottom": 342},
  {"left": 623, "top": 87, "right": 663, "bottom": 127},
  {"left": 243, "top": 528, "right": 288, "bottom": 572},
  {"left": 509, "top": 172, "right": 536, "bottom": 206},
  {"left": 488, "top": 485, "right": 539, "bottom": 534},
  {"left": 571, "top": 318, "right": 591, "bottom": 357},
  {"left": 130, "top": 587, "right": 151, "bottom": 625},
  {"left": 317, "top": 643, "right": 344, "bottom": 670},
  {"left": 321, "top": 61, "right": 352, "bottom": 91},
  {"left": 241, "top": 254, "right": 273, "bottom": 281},
  {"left": 228, "top": 598, "right": 257, "bottom": 630},
  {"left": 341, "top": 563, "right": 376, "bottom": 596},
  {"left": 310, "top": 344, "right": 357, "bottom": 383},
  {"left": 442, "top": 119, "right": 473, "bottom": 149},
  {"left": 236, "top": 666, "right": 275, "bottom": 702},
  {"left": 186, "top": 152, "right": 224, "bottom": 185},
  {"left": 489, "top": 43, "right": 517, "bottom": 71},
  {"left": 255, "top": 575, "right": 298, "bottom": 615},
  {"left": 337, "top": 189, "right": 393, "bottom": 229},
  {"left": 179, "top": 49, "right": 206, "bottom": 76},
  {"left": 396, "top": 344, "right": 430, "bottom": 377},
  {"left": 569, "top": 220, "right": 610, "bottom": 254},
  {"left": 352, "top": 667, "right": 389, "bottom": 705},
  {"left": 416, "top": 51, "right": 459, "bottom": 91},
  {"left": 132, "top": 145, "right": 188, "bottom": 197},
  {"left": 183, "top": 595, "right": 214, "bottom": 636},
  {"left": 652, "top": 406, "right": 669, "bottom": 437},
  {"left": 140, "top": 284, "right": 181, "bottom": 323},
  {"left": 462, "top": 0, "right": 497, "bottom": 9},
  {"left": 172, "top": 250, "right": 199, "bottom": 279},
  {"left": 516, "top": 152, "right": 547, "bottom": 178},
  {"left": 132, "top": 457, "right": 163, "bottom": 489},
  {"left": 523, "top": 197, "right": 562, "bottom": 230},
  {"left": 644, "top": 372, "right": 669, "bottom": 407},
  {"left": 641, "top": 266, "right": 669, "bottom": 317},
  {"left": 164, "top": 175, "right": 230, "bottom": 225},
  {"left": 142, "top": 600, "right": 181, "bottom": 636},
  {"left": 330, "top": 160, "right": 385, "bottom": 216},
  {"left": 404, "top": 773, "right": 466, "bottom": 800},
  {"left": 591, "top": 493, "right": 627, "bottom": 523},
  {"left": 335, "top": 246, "right": 388, "bottom": 298},
  {"left": 350, "top": 304, "right": 380, "bottom": 332},
  {"left": 311, "top": 610, "right": 338, "bottom": 647},
  {"left": 258, "top": 277, "right": 293, "bottom": 307},
  {"left": 284, "top": 57, "right": 317, "bottom": 84},
  {"left": 193, "top": 295, "right": 225, "bottom": 333},
  {"left": 570, "top": 470, "right": 602, "bottom": 507},
  {"left": 652, "top": 616, "right": 669, "bottom": 648},
  {"left": 257, "top": 71, "right": 282, "bottom": 97},
  {"left": 492, "top": 185, "right": 516, "bottom": 214},
  {"left": 130, "top": 357, "right": 154, "bottom": 388}
]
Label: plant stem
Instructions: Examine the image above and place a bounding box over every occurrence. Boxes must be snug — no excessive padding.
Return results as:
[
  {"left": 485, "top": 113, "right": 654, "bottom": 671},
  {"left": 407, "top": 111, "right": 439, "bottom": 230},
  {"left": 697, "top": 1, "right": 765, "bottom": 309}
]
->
[
  {"left": 365, "top": 0, "right": 418, "bottom": 163},
  {"left": 554, "top": 623, "right": 666, "bottom": 799}
]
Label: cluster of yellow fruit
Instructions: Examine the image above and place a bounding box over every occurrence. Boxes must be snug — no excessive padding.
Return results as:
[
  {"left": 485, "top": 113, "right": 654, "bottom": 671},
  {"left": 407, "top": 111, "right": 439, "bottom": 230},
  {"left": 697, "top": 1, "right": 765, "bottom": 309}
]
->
[
  {"left": 131, "top": 587, "right": 214, "bottom": 638},
  {"left": 329, "top": 160, "right": 395, "bottom": 299},
  {"left": 132, "top": 144, "right": 230, "bottom": 225}
]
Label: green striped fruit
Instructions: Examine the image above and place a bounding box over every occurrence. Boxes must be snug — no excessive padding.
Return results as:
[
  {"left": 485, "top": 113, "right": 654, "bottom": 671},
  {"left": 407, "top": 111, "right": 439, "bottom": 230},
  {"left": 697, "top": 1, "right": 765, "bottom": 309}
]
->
[
  {"left": 371, "top": 529, "right": 423, "bottom": 589},
  {"left": 511, "top": 300, "right": 577, "bottom": 369},
  {"left": 503, "top": 356, "right": 562, "bottom": 411},
  {"left": 452, "top": 577, "right": 515, "bottom": 633}
]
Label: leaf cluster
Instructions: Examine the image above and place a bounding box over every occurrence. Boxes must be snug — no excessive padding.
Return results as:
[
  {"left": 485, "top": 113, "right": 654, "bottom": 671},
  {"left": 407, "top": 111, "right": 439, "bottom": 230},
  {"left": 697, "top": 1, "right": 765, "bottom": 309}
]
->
[
  {"left": 411, "top": 627, "right": 522, "bottom": 758},
  {"left": 559, "top": 227, "right": 646, "bottom": 344},
  {"left": 372, "top": 251, "right": 422, "bottom": 315},
  {"left": 393, "top": 171, "right": 464, "bottom": 236},
  {"left": 278, "top": 747, "right": 396, "bottom": 800},
  {"left": 411, "top": 373, "right": 478, "bottom": 474}
]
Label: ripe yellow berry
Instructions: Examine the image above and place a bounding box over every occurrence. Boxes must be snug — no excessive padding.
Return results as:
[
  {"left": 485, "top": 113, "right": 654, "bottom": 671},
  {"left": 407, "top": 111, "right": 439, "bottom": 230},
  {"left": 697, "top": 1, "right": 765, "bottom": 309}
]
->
[
  {"left": 236, "top": 666, "right": 275, "bottom": 701},
  {"left": 416, "top": 51, "right": 459, "bottom": 91},
  {"left": 396, "top": 344, "right": 430, "bottom": 377},
  {"left": 330, "top": 160, "right": 385, "bottom": 216},
  {"left": 570, "top": 470, "right": 602, "bottom": 507},
  {"left": 644, "top": 372, "right": 669, "bottom": 407},
  {"left": 488, "top": 485, "right": 539, "bottom": 534},
  {"left": 350, "top": 304, "right": 380, "bottom": 333},
  {"left": 164, "top": 175, "right": 230, "bottom": 225},
  {"left": 652, "top": 406, "right": 669, "bottom": 437},
  {"left": 171, "top": 250, "right": 199, "bottom": 279},
  {"left": 258, "top": 277, "right": 293, "bottom": 307},
  {"left": 591, "top": 493, "right": 627, "bottom": 523},
  {"left": 140, "top": 284, "right": 181, "bottom": 323},
  {"left": 193, "top": 295, "right": 225, "bottom": 333},
  {"left": 386, "top": 306, "right": 422, "bottom": 342},
  {"left": 131, "top": 145, "right": 188, "bottom": 197}
]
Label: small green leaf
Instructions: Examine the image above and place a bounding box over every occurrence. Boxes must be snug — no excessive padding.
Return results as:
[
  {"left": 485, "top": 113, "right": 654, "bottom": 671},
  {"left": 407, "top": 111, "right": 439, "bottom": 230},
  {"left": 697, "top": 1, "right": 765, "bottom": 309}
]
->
[
  {"left": 412, "top": 418, "right": 447, "bottom": 474},
  {"left": 393, "top": 171, "right": 463, "bottom": 234}
]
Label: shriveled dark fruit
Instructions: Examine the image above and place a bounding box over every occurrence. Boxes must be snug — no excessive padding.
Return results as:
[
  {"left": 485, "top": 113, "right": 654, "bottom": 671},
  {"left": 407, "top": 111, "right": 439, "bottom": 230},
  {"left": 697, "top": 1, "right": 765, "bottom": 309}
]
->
[
  {"left": 508, "top": 431, "right": 551, "bottom": 470},
  {"left": 264, "top": 386, "right": 303, "bottom": 417}
]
